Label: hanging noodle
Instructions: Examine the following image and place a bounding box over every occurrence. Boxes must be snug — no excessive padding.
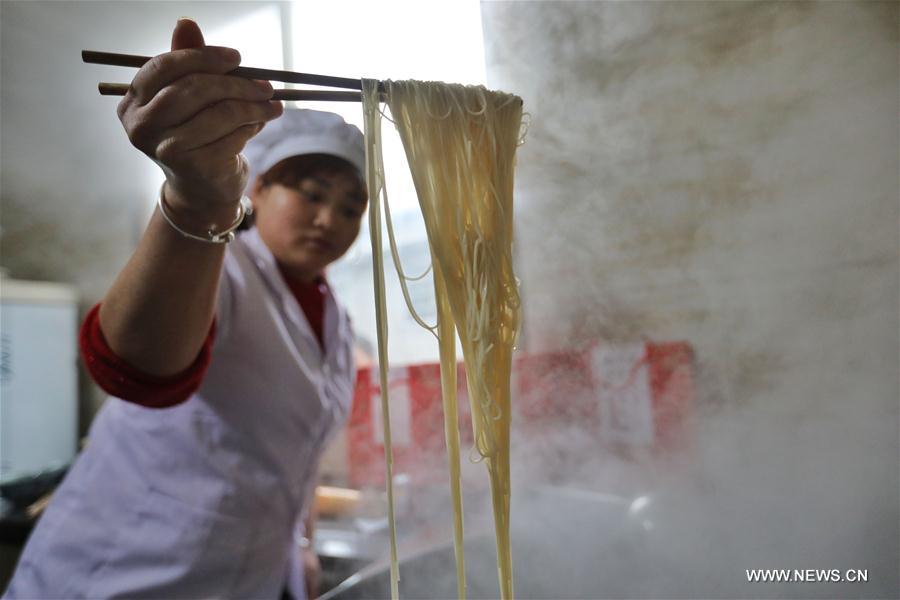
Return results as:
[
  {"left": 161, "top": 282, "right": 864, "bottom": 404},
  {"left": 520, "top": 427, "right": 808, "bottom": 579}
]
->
[
  {"left": 362, "top": 79, "right": 523, "bottom": 600},
  {"left": 361, "top": 80, "right": 401, "bottom": 600}
]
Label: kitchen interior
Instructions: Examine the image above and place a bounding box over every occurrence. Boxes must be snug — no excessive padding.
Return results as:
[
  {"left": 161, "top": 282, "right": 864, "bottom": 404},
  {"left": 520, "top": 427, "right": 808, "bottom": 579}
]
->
[{"left": 1, "top": 1, "right": 898, "bottom": 598}]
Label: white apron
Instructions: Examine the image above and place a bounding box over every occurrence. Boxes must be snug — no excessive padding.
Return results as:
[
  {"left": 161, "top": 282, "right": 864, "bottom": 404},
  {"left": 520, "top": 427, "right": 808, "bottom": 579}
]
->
[{"left": 4, "top": 228, "right": 355, "bottom": 599}]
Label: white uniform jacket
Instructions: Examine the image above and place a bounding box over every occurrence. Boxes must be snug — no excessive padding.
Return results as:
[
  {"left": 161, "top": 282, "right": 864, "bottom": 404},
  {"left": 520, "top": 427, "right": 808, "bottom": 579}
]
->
[{"left": 5, "top": 228, "right": 356, "bottom": 599}]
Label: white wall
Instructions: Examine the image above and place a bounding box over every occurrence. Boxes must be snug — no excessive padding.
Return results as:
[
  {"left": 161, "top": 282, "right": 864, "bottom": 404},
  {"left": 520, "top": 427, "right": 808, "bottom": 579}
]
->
[
  {"left": 0, "top": 1, "right": 285, "bottom": 424},
  {"left": 482, "top": 1, "right": 898, "bottom": 595}
]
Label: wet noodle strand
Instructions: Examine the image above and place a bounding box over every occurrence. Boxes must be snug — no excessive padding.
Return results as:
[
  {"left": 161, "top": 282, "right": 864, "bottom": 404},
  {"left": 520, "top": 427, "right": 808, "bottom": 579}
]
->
[{"left": 362, "top": 78, "right": 523, "bottom": 600}]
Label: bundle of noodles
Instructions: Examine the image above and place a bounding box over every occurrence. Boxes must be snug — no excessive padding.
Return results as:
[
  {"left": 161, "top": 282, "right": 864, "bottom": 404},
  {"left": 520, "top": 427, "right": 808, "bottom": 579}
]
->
[{"left": 362, "top": 79, "right": 523, "bottom": 600}]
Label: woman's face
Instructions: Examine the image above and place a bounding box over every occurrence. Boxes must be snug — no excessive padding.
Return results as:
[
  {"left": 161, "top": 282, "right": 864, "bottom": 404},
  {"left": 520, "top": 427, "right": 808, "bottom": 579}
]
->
[{"left": 252, "top": 170, "right": 366, "bottom": 282}]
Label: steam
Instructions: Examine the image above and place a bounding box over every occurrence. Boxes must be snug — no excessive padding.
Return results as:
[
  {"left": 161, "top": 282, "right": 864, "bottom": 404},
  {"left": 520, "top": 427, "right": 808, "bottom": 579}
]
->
[{"left": 331, "top": 2, "right": 898, "bottom": 598}]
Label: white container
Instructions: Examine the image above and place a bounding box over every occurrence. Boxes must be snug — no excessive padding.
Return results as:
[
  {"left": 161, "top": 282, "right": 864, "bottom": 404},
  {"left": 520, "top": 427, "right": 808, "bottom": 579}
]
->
[{"left": 0, "top": 277, "right": 78, "bottom": 483}]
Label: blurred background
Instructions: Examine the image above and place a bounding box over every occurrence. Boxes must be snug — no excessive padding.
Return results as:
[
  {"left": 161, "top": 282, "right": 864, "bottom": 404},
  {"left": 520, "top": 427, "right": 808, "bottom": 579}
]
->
[{"left": 1, "top": 1, "right": 897, "bottom": 598}]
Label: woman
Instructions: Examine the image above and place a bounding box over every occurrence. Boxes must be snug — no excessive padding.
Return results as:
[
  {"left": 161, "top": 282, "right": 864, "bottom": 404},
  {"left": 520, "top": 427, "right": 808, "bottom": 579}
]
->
[{"left": 4, "top": 19, "right": 364, "bottom": 599}]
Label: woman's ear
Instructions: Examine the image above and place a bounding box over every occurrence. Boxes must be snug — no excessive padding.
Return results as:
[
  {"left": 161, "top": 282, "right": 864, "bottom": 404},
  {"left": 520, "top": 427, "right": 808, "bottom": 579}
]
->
[{"left": 249, "top": 176, "right": 266, "bottom": 212}]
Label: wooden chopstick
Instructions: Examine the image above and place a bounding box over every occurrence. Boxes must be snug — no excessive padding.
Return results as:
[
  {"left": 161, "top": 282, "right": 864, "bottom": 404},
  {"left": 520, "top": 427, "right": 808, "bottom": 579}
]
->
[
  {"left": 97, "top": 82, "right": 363, "bottom": 102},
  {"left": 83, "top": 50, "right": 381, "bottom": 92}
]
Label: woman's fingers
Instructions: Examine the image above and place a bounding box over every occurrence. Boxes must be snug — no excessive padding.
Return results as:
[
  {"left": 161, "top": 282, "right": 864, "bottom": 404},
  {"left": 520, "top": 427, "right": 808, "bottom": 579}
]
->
[
  {"left": 172, "top": 122, "right": 265, "bottom": 183},
  {"left": 151, "top": 101, "right": 282, "bottom": 202},
  {"left": 155, "top": 99, "right": 282, "bottom": 162},
  {"left": 142, "top": 73, "right": 274, "bottom": 130},
  {"left": 127, "top": 45, "right": 242, "bottom": 106},
  {"left": 171, "top": 17, "right": 205, "bottom": 51}
]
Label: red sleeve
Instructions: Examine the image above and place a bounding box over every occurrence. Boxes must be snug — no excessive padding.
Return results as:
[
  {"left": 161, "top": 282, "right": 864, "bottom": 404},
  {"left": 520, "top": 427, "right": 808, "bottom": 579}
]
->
[{"left": 79, "top": 303, "right": 216, "bottom": 409}]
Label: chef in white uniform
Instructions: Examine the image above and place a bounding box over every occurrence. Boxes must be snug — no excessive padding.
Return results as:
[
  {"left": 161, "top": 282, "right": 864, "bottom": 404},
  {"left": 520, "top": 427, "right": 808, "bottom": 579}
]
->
[{"left": 4, "top": 18, "right": 364, "bottom": 599}]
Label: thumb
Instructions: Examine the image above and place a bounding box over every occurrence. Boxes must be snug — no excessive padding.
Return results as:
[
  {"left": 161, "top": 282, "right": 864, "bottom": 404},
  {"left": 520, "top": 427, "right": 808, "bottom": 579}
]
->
[{"left": 171, "top": 17, "right": 205, "bottom": 51}]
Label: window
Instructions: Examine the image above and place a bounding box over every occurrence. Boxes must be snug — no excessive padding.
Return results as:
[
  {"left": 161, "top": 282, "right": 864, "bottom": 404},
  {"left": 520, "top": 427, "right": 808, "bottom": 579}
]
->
[{"left": 289, "top": 1, "right": 487, "bottom": 365}]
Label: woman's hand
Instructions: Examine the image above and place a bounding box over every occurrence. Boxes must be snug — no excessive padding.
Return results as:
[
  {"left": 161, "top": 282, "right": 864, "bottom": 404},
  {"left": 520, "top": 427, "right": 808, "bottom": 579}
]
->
[
  {"left": 116, "top": 18, "right": 283, "bottom": 223},
  {"left": 303, "top": 547, "right": 322, "bottom": 599},
  {"left": 96, "top": 19, "right": 283, "bottom": 377}
]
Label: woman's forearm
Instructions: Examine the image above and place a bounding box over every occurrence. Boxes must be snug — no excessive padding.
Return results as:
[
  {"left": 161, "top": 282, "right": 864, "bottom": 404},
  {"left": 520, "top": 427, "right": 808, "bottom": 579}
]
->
[{"left": 98, "top": 207, "right": 228, "bottom": 377}]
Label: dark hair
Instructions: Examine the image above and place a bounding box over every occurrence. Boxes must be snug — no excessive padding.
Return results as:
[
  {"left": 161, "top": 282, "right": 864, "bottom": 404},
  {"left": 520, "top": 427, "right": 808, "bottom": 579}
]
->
[{"left": 240, "top": 153, "right": 366, "bottom": 229}]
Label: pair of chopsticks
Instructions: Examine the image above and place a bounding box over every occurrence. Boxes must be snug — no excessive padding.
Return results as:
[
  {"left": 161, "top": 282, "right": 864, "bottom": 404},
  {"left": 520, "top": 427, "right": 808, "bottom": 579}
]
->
[{"left": 82, "top": 50, "right": 382, "bottom": 102}]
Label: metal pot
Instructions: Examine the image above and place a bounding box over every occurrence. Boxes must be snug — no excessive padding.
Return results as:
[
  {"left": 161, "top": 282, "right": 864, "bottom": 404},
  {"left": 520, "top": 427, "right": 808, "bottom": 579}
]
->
[{"left": 320, "top": 486, "right": 656, "bottom": 599}]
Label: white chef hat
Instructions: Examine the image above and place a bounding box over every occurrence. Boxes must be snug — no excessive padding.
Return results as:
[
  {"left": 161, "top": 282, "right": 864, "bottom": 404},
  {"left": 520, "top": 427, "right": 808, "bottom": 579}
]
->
[{"left": 243, "top": 108, "right": 365, "bottom": 195}]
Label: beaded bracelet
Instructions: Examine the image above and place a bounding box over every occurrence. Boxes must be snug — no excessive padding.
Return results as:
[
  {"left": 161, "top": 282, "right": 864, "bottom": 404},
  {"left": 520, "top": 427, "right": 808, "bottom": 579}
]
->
[{"left": 157, "top": 184, "right": 253, "bottom": 244}]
